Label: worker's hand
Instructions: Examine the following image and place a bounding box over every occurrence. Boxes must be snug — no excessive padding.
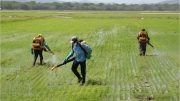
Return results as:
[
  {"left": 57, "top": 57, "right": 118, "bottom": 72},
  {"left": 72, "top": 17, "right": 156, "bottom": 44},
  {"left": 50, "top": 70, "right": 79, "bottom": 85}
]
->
[
  {"left": 31, "top": 51, "right": 33, "bottom": 55},
  {"left": 63, "top": 60, "right": 67, "bottom": 64},
  {"left": 51, "top": 65, "right": 57, "bottom": 71},
  {"left": 31, "top": 48, "right": 34, "bottom": 55},
  {"left": 43, "top": 48, "right": 47, "bottom": 52},
  {"left": 50, "top": 51, "right": 54, "bottom": 55}
]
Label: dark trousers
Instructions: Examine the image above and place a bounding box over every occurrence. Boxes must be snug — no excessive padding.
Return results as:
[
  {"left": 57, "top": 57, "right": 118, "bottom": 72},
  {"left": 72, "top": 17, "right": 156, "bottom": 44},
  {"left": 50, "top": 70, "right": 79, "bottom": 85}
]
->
[
  {"left": 71, "top": 60, "right": 86, "bottom": 83},
  {"left": 139, "top": 42, "right": 147, "bottom": 56},
  {"left": 33, "top": 50, "right": 43, "bottom": 66}
]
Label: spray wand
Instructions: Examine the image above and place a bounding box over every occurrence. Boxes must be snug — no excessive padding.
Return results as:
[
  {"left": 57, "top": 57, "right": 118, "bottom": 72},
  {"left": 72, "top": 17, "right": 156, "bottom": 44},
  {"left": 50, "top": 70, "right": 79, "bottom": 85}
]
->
[{"left": 51, "top": 57, "right": 75, "bottom": 71}]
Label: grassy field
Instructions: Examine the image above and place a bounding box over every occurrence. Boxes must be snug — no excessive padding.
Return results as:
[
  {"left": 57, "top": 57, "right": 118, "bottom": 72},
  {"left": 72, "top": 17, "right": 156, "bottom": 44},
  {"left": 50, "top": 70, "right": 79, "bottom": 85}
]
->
[{"left": 0, "top": 11, "right": 179, "bottom": 101}]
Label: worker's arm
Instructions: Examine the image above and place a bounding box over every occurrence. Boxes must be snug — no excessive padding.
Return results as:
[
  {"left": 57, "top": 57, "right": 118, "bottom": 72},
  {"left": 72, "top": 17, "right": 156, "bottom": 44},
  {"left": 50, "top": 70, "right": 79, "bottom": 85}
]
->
[
  {"left": 43, "top": 42, "right": 54, "bottom": 54},
  {"left": 43, "top": 42, "right": 51, "bottom": 51},
  {"left": 146, "top": 32, "right": 150, "bottom": 41},
  {"left": 57, "top": 57, "right": 75, "bottom": 67},
  {"left": 31, "top": 48, "right": 34, "bottom": 55},
  {"left": 137, "top": 34, "right": 140, "bottom": 40},
  {"left": 147, "top": 36, "right": 150, "bottom": 41},
  {"left": 64, "top": 50, "right": 74, "bottom": 62}
]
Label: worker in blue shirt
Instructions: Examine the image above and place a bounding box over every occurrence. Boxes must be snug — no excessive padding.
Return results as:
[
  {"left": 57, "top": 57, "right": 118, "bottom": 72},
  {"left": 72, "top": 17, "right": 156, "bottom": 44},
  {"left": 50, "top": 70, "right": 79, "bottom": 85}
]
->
[{"left": 63, "top": 36, "right": 87, "bottom": 85}]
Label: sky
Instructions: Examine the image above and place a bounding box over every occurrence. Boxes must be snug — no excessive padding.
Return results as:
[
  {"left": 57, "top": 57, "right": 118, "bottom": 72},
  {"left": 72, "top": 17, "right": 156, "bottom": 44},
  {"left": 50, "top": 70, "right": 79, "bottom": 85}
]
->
[{"left": 57, "top": 0, "right": 167, "bottom": 4}]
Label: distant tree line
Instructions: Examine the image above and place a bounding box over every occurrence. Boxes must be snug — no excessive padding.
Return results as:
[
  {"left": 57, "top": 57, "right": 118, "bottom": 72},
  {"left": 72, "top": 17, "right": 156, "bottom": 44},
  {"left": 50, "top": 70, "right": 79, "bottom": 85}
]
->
[{"left": 1, "top": 1, "right": 179, "bottom": 11}]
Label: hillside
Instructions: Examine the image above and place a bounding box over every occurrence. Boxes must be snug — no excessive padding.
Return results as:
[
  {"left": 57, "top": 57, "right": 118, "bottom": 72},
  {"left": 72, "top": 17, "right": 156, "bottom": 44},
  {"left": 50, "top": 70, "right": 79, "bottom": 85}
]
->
[
  {"left": 159, "top": 0, "right": 180, "bottom": 4},
  {"left": 3, "top": 0, "right": 179, "bottom": 4},
  {"left": 1, "top": 0, "right": 59, "bottom": 3}
]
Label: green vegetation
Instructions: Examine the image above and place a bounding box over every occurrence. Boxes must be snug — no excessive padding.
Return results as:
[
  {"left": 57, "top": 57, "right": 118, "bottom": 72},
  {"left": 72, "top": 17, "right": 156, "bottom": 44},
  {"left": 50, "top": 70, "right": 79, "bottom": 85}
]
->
[
  {"left": 1, "top": 1, "right": 180, "bottom": 11},
  {"left": 0, "top": 11, "right": 179, "bottom": 101}
]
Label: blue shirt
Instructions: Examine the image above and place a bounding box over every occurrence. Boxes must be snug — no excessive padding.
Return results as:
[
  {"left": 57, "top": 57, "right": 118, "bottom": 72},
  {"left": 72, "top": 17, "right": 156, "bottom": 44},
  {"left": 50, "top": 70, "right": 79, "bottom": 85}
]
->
[{"left": 65, "top": 43, "right": 86, "bottom": 62}]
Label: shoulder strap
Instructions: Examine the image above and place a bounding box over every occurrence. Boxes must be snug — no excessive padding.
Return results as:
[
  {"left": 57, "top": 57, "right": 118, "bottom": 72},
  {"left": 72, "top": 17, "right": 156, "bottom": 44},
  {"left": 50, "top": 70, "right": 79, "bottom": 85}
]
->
[{"left": 78, "top": 43, "right": 88, "bottom": 55}]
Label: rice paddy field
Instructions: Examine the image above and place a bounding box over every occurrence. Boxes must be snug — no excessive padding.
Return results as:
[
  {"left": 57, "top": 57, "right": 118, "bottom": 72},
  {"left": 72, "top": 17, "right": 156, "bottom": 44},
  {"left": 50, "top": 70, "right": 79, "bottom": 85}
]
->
[{"left": 0, "top": 11, "right": 179, "bottom": 101}]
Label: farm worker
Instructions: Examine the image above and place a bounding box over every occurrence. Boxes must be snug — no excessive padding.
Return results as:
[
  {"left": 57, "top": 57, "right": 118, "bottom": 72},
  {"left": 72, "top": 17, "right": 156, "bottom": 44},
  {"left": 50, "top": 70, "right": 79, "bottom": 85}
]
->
[
  {"left": 63, "top": 36, "right": 88, "bottom": 85},
  {"left": 137, "top": 29, "right": 150, "bottom": 56},
  {"left": 51, "top": 39, "right": 92, "bottom": 71},
  {"left": 32, "top": 34, "right": 53, "bottom": 66}
]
